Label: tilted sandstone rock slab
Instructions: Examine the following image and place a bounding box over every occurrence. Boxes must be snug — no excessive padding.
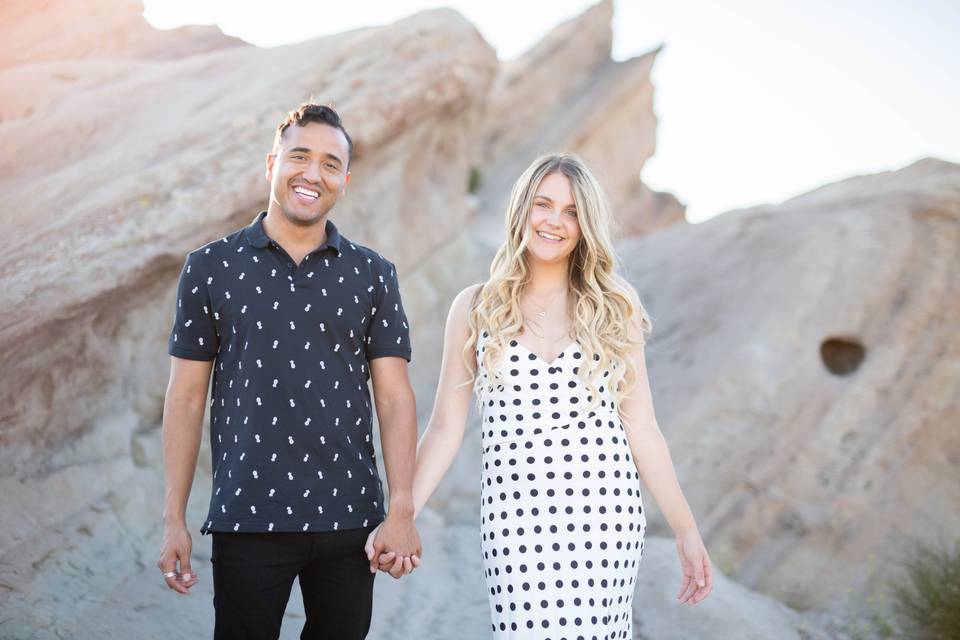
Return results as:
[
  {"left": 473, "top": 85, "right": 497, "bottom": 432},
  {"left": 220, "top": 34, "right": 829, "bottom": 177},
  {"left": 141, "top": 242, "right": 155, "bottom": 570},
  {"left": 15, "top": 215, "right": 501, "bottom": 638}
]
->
[
  {"left": 0, "top": 5, "right": 497, "bottom": 478},
  {"left": 0, "top": 0, "right": 246, "bottom": 72},
  {"left": 618, "top": 157, "right": 960, "bottom": 615},
  {"left": 0, "top": 2, "right": 498, "bottom": 627},
  {"left": 476, "top": 0, "right": 684, "bottom": 243}
]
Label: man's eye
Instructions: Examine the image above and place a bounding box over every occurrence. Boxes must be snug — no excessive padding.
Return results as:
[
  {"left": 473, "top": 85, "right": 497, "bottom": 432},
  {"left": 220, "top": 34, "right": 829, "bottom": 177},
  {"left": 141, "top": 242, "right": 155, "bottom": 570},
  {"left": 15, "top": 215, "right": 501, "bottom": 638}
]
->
[
  {"left": 325, "top": 163, "right": 339, "bottom": 170},
  {"left": 292, "top": 155, "right": 306, "bottom": 160}
]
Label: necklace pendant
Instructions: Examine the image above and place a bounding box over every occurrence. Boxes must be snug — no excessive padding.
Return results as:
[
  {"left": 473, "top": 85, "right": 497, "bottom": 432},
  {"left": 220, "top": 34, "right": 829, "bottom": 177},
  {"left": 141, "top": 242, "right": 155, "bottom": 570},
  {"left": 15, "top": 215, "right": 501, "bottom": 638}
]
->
[{"left": 537, "top": 311, "right": 546, "bottom": 317}]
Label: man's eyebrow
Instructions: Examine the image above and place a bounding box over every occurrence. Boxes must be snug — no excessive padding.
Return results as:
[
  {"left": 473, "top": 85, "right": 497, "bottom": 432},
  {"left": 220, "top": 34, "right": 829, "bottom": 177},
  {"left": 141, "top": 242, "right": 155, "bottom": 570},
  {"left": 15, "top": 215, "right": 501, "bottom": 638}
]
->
[
  {"left": 322, "top": 152, "right": 343, "bottom": 166},
  {"left": 287, "top": 146, "right": 312, "bottom": 154}
]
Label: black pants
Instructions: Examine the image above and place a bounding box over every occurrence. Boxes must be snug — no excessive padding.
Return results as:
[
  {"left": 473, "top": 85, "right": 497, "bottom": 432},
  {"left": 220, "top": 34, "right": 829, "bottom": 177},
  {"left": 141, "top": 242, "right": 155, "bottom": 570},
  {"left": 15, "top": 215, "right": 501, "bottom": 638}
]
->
[{"left": 211, "top": 526, "right": 377, "bottom": 640}]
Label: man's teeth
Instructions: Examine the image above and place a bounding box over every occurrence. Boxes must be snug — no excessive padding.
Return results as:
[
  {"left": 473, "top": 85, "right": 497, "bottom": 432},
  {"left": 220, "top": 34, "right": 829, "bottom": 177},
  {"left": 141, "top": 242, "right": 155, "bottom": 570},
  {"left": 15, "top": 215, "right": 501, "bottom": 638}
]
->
[
  {"left": 538, "top": 231, "right": 563, "bottom": 241},
  {"left": 294, "top": 186, "right": 319, "bottom": 198}
]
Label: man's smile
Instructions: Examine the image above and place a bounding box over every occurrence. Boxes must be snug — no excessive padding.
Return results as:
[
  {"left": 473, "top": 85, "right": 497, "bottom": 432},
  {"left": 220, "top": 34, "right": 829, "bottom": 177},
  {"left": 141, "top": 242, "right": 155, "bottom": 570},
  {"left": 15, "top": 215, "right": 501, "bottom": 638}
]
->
[{"left": 293, "top": 185, "right": 320, "bottom": 203}]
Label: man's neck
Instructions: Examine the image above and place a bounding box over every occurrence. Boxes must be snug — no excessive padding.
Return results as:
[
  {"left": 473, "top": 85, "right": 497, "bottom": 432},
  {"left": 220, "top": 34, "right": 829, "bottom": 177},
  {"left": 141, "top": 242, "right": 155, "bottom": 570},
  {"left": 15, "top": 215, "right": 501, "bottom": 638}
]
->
[{"left": 262, "top": 207, "right": 329, "bottom": 251}]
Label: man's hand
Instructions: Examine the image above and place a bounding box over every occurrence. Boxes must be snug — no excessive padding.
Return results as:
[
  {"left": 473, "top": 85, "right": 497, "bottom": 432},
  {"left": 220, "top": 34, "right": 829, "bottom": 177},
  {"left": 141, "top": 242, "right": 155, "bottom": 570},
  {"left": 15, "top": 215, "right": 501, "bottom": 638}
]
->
[
  {"left": 159, "top": 356, "right": 210, "bottom": 595},
  {"left": 364, "top": 516, "right": 422, "bottom": 579},
  {"left": 157, "top": 521, "right": 199, "bottom": 594}
]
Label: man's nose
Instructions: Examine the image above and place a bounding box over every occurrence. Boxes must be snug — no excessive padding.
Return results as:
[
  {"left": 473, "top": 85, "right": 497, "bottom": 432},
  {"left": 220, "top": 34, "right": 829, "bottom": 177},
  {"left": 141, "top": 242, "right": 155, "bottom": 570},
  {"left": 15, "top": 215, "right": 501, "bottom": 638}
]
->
[{"left": 302, "top": 161, "right": 323, "bottom": 183}]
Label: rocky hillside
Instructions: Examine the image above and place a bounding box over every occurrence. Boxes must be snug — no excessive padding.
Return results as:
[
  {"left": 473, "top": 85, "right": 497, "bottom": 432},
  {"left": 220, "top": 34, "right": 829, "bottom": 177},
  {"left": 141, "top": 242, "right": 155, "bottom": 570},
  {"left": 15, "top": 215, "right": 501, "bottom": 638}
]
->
[
  {"left": 618, "top": 157, "right": 960, "bottom": 616},
  {"left": 1, "top": 1, "right": 955, "bottom": 639}
]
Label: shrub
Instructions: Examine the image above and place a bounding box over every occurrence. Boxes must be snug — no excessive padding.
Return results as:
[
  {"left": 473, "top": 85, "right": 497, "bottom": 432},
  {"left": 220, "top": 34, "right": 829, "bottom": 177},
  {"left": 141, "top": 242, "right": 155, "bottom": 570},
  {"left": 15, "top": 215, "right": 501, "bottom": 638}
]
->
[
  {"left": 468, "top": 167, "right": 482, "bottom": 194},
  {"left": 892, "top": 539, "right": 960, "bottom": 639}
]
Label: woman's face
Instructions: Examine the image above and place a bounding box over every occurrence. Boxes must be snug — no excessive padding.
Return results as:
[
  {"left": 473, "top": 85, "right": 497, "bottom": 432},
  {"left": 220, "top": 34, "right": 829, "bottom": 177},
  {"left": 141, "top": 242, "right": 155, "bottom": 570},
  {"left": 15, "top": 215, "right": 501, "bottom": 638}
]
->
[{"left": 524, "top": 172, "right": 582, "bottom": 264}]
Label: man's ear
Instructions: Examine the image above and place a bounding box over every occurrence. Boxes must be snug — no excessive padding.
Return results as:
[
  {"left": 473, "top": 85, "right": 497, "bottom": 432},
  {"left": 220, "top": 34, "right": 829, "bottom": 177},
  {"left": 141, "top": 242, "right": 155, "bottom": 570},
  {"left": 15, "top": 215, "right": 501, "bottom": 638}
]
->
[
  {"left": 342, "top": 171, "right": 351, "bottom": 195},
  {"left": 266, "top": 153, "right": 276, "bottom": 182}
]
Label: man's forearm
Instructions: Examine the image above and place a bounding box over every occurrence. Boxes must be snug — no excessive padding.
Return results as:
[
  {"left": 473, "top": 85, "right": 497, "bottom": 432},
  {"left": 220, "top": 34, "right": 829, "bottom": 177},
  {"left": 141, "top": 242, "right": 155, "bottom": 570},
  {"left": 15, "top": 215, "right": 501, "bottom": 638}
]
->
[
  {"left": 161, "top": 395, "right": 206, "bottom": 526},
  {"left": 378, "top": 393, "right": 418, "bottom": 517}
]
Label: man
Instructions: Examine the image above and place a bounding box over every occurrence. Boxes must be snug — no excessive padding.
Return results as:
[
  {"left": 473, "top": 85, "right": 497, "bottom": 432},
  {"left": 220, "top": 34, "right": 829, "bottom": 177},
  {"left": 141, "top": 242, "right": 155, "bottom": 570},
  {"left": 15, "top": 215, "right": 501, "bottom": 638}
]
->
[{"left": 158, "top": 103, "right": 420, "bottom": 639}]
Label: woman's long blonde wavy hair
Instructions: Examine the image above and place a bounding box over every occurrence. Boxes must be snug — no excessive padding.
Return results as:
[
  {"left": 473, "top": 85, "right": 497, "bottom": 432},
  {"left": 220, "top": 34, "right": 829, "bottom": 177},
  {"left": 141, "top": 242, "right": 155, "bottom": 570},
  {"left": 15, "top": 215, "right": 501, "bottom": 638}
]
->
[{"left": 464, "top": 153, "right": 652, "bottom": 409}]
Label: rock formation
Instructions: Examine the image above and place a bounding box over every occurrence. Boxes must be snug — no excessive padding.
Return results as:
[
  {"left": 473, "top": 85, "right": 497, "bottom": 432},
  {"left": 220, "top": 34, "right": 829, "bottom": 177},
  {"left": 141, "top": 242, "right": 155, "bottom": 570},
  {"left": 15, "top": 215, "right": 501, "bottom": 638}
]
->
[
  {"left": 617, "top": 157, "right": 960, "bottom": 615},
  {"left": 0, "top": 2, "right": 498, "bottom": 636},
  {"left": 0, "top": 4, "right": 497, "bottom": 476},
  {"left": 0, "top": 0, "right": 246, "bottom": 72},
  {"left": 1, "top": 0, "right": 954, "bottom": 638},
  {"left": 475, "top": 0, "right": 684, "bottom": 245}
]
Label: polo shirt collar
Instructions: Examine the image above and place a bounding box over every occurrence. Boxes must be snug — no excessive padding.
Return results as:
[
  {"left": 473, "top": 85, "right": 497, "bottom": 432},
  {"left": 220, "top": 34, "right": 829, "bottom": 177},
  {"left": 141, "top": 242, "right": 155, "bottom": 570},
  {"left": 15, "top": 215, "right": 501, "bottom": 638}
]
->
[
  {"left": 244, "top": 211, "right": 343, "bottom": 256},
  {"left": 244, "top": 211, "right": 271, "bottom": 248},
  {"left": 322, "top": 219, "right": 343, "bottom": 256}
]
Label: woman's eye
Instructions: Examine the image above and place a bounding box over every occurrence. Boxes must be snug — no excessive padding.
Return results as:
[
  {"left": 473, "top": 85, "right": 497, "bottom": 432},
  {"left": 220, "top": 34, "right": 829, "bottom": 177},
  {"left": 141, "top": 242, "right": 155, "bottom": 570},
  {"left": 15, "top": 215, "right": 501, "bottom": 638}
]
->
[
  {"left": 536, "top": 202, "right": 549, "bottom": 208},
  {"left": 564, "top": 210, "right": 578, "bottom": 217}
]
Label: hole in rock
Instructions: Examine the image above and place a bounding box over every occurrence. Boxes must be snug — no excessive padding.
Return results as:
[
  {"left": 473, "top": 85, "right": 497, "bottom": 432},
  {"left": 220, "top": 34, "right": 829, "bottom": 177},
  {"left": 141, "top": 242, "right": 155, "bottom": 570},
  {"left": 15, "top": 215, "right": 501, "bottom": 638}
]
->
[{"left": 820, "top": 337, "right": 865, "bottom": 375}]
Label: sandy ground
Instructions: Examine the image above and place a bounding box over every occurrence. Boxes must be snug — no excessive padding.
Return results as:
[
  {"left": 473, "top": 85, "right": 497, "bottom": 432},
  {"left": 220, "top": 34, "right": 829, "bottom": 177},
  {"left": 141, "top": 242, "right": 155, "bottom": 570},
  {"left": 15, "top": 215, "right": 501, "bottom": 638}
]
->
[{"left": 0, "top": 526, "right": 838, "bottom": 640}]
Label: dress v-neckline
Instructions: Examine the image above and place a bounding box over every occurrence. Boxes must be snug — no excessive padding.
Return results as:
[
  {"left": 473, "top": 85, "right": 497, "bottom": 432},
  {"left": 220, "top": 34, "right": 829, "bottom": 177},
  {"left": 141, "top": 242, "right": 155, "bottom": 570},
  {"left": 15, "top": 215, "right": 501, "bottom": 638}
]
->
[{"left": 510, "top": 338, "right": 578, "bottom": 367}]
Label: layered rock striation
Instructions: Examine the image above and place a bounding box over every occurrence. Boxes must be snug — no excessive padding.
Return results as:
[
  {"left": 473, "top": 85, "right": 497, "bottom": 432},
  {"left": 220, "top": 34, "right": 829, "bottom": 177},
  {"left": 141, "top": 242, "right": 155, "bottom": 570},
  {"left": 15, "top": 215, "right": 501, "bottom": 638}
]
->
[{"left": 2, "top": 1, "right": 951, "bottom": 638}]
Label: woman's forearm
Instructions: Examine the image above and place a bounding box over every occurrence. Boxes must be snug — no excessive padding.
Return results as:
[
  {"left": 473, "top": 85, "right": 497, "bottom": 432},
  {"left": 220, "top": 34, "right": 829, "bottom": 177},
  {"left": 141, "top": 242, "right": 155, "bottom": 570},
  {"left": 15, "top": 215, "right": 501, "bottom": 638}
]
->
[
  {"left": 411, "top": 422, "right": 466, "bottom": 518},
  {"left": 626, "top": 423, "right": 698, "bottom": 536}
]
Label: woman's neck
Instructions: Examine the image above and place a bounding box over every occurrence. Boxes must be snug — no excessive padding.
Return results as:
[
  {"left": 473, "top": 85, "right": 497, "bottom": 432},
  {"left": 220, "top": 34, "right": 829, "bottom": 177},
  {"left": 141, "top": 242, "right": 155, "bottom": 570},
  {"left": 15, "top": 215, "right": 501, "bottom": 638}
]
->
[{"left": 525, "top": 257, "right": 570, "bottom": 297}]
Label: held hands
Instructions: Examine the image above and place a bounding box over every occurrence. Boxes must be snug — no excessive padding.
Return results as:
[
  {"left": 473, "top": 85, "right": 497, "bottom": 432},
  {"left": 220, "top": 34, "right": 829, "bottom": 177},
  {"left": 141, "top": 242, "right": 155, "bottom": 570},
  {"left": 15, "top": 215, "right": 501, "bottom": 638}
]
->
[
  {"left": 675, "top": 529, "right": 713, "bottom": 605},
  {"left": 364, "top": 515, "right": 422, "bottom": 579},
  {"left": 157, "top": 521, "right": 200, "bottom": 594}
]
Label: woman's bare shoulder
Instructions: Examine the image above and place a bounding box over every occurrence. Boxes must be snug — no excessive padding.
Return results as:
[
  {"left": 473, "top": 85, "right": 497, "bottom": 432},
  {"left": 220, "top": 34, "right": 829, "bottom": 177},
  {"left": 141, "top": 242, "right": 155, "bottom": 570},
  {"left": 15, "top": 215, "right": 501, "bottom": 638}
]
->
[{"left": 447, "top": 282, "right": 486, "bottom": 326}]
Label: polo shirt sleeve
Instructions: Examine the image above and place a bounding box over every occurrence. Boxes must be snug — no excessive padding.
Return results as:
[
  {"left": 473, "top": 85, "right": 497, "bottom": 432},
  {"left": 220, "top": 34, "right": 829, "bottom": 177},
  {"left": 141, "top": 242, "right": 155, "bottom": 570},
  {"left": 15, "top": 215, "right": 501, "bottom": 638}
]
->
[
  {"left": 168, "top": 252, "right": 219, "bottom": 361},
  {"left": 365, "top": 258, "right": 412, "bottom": 362}
]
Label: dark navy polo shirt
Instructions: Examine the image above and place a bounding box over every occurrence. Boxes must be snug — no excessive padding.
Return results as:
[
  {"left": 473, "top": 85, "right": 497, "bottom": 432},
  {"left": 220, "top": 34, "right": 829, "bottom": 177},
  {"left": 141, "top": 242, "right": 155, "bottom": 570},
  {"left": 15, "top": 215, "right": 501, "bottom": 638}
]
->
[{"left": 168, "top": 211, "right": 411, "bottom": 534}]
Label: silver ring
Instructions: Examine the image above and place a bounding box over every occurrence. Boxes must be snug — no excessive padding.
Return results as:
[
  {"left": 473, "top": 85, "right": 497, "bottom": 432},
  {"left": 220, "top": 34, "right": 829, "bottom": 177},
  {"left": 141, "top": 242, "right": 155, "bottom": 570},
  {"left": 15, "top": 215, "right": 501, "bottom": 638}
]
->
[{"left": 162, "top": 571, "right": 177, "bottom": 579}]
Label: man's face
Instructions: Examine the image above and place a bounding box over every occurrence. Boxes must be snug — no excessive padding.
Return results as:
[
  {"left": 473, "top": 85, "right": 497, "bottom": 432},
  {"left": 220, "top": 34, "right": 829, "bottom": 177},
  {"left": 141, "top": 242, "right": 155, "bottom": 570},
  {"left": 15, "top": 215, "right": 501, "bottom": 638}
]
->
[{"left": 266, "top": 122, "right": 351, "bottom": 226}]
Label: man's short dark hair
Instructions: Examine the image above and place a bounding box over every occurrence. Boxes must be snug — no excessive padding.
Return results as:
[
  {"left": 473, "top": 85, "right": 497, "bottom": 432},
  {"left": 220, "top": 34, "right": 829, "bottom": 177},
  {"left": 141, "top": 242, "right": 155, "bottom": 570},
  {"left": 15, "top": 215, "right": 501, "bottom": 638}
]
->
[{"left": 273, "top": 103, "right": 353, "bottom": 167}]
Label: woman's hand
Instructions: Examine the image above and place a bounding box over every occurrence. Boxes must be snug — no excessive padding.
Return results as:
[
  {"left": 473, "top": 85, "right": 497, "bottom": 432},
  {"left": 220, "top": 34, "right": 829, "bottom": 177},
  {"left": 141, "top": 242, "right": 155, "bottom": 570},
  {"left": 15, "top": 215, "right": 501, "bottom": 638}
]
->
[
  {"left": 674, "top": 529, "right": 713, "bottom": 605},
  {"left": 364, "top": 520, "right": 421, "bottom": 579}
]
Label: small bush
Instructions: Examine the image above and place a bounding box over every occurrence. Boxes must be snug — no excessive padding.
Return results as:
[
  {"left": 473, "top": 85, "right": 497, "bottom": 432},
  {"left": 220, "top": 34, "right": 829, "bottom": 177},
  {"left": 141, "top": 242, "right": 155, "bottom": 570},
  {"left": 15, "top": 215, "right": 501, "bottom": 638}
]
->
[
  {"left": 892, "top": 539, "right": 960, "bottom": 639},
  {"left": 468, "top": 167, "right": 482, "bottom": 194}
]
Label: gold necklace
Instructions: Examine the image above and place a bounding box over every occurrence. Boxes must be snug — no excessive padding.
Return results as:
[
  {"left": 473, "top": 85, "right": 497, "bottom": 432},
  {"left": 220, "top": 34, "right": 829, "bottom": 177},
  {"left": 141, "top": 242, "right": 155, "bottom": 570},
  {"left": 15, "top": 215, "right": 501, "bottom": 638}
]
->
[
  {"left": 522, "top": 311, "right": 571, "bottom": 343},
  {"left": 524, "top": 288, "right": 566, "bottom": 318}
]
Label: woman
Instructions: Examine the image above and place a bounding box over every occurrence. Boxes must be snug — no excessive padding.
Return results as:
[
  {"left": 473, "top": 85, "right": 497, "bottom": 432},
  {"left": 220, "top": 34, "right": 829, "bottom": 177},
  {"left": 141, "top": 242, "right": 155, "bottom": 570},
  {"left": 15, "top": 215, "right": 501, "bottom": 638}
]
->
[{"left": 368, "top": 153, "right": 712, "bottom": 637}]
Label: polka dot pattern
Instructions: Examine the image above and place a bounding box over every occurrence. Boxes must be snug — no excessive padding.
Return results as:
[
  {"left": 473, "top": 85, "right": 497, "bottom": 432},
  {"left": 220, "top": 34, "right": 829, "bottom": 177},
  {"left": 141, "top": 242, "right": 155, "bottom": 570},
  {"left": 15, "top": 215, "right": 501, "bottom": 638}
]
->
[{"left": 476, "top": 332, "right": 646, "bottom": 639}]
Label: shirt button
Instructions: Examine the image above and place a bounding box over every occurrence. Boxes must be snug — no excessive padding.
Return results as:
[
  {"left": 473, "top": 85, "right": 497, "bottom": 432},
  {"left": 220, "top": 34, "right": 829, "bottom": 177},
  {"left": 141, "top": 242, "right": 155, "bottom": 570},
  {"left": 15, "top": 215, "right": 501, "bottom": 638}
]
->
[{"left": 287, "top": 262, "right": 293, "bottom": 267}]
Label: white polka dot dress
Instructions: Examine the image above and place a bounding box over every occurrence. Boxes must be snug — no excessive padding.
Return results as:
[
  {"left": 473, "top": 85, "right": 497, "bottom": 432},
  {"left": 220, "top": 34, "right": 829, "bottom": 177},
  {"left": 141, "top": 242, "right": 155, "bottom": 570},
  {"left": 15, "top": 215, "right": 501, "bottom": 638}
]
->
[{"left": 476, "top": 332, "right": 646, "bottom": 639}]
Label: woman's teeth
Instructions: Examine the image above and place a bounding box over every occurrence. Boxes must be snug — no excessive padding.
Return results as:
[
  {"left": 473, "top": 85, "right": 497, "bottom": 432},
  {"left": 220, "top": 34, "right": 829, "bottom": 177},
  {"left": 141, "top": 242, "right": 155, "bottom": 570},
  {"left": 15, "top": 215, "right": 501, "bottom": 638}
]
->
[{"left": 537, "top": 230, "right": 563, "bottom": 241}]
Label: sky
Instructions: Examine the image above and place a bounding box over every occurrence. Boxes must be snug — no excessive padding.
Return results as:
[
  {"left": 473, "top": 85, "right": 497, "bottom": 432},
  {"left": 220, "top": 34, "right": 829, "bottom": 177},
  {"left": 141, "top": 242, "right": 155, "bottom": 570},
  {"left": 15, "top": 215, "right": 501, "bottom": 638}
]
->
[{"left": 143, "top": 0, "right": 960, "bottom": 222}]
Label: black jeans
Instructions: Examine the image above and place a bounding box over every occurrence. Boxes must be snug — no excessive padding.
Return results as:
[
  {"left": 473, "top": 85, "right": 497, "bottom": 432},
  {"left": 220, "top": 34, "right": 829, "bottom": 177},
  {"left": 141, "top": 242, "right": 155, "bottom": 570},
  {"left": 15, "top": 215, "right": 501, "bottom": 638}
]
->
[{"left": 211, "top": 526, "right": 377, "bottom": 640}]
